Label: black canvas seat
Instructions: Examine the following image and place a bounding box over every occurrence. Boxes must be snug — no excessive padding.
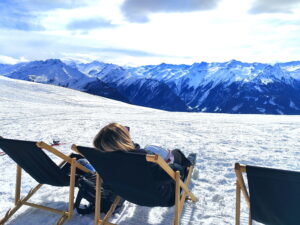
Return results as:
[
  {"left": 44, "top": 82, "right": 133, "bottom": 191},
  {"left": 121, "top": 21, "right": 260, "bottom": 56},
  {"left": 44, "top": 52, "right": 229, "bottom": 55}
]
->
[
  {"left": 235, "top": 162, "right": 300, "bottom": 225},
  {"left": 0, "top": 138, "right": 91, "bottom": 225},
  {"left": 75, "top": 146, "right": 175, "bottom": 207},
  {"left": 0, "top": 138, "right": 69, "bottom": 186},
  {"left": 72, "top": 145, "right": 198, "bottom": 225}
]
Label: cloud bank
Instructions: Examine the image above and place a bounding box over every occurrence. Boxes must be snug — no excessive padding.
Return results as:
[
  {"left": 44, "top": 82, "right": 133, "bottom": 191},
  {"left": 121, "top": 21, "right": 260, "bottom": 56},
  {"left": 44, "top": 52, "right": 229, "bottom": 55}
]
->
[
  {"left": 0, "top": 0, "right": 90, "bottom": 30},
  {"left": 121, "top": 0, "right": 221, "bottom": 23},
  {"left": 0, "top": 0, "right": 43, "bottom": 30},
  {"left": 249, "top": 0, "right": 300, "bottom": 14},
  {"left": 66, "top": 18, "right": 117, "bottom": 31}
]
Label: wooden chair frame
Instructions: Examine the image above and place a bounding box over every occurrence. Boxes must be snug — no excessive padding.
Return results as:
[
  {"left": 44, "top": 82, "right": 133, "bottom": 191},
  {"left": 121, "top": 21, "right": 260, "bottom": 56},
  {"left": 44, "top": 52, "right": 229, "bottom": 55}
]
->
[
  {"left": 0, "top": 142, "right": 91, "bottom": 225},
  {"left": 72, "top": 145, "right": 198, "bottom": 225},
  {"left": 235, "top": 162, "right": 252, "bottom": 225}
]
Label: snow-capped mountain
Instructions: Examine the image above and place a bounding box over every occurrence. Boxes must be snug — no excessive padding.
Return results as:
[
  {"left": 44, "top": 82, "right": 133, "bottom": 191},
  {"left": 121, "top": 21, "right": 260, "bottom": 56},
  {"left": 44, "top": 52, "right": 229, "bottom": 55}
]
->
[
  {"left": 1, "top": 59, "right": 300, "bottom": 114},
  {"left": 0, "top": 64, "right": 12, "bottom": 75},
  {"left": 83, "top": 79, "right": 129, "bottom": 103},
  {"left": 0, "top": 62, "right": 27, "bottom": 76},
  {"left": 75, "top": 61, "right": 187, "bottom": 111},
  {"left": 6, "top": 59, "right": 92, "bottom": 89},
  {"left": 116, "top": 78, "right": 187, "bottom": 111},
  {"left": 127, "top": 60, "right": 300, "bottom": 114},
  {"left": 278, "top": 61, "right": 300, "bottom": 80},
  {"left": 75, "top": 61, "right": 110, "bottom": 77},
  {"left": 2, "top": 59, "right": 126, "bottom": 102}
]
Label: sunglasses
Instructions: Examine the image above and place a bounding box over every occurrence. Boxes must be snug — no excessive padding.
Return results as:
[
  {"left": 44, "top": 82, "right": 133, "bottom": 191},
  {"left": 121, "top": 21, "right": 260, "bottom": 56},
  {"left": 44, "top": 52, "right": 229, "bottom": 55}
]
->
[{"left": 124, "top": 126, "right": 130, "bottom": 132}]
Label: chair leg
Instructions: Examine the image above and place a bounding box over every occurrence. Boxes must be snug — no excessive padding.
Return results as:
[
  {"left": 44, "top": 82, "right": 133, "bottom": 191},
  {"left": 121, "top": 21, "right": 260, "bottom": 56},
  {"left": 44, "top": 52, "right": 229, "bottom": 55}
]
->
[
  {"left": 174, "top": 171, "right": 181, "bottom": 225},
  {"left": 248, "top": 208, "right": 252, "bottom": 225},
  {"left": 236, "top": 181, "right": 241, "bottom": 225},
  {"left": 101, "top": 196, "right": 122, "bottom": 225},
  {"left": 15, "top": 166, "right": 22, "bottom": 204},
  {"left": 95, "top": 173, "right": 102, "bottom": 225},
  {"left": 179, "top": 166, "right": 194, "bottom": 214},
  {"left": 56, "top": 213, "right": 69, "bottom": 225},
  {"left": 67, "top": 158, "right": 76, "bottom": 219},
  {"left": 0, "top": 183, "right": 43, "bottom": 224},
  {"left": 235, "top": 163, "right": 252, "bottom": 225}
]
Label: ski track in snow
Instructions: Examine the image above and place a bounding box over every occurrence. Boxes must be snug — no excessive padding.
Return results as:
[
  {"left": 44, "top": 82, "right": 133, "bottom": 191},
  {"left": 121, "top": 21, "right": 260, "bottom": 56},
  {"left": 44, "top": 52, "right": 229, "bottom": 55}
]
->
[{"left": 1, "top": 76, "right": 300, "bottom": 225}]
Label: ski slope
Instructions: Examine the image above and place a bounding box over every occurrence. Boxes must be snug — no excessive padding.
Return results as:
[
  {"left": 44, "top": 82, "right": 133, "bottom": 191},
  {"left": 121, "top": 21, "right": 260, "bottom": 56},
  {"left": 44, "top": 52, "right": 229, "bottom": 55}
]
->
[{"left": 0, "top": 76, "right": 300, "bottom": 225}]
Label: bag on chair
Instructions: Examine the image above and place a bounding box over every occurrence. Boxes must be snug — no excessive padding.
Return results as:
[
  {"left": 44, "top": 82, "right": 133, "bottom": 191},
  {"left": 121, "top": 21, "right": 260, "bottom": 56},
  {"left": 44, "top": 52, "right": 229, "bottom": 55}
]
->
[{"left": 74, "top": 173, "right": 124, "bottom": 214}]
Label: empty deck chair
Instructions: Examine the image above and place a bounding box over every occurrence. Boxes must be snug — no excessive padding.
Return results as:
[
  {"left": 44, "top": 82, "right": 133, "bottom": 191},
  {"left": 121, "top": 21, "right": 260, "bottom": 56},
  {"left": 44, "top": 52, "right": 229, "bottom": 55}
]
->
[
  {"left": 0, "top": 138, "right": 91, "bottom": 225},
  {"left": 71, "top": 144, "right": 198, "bottom": 225},
  {"left": 235, "top": 162, "right": 300, "bottom": 225}
]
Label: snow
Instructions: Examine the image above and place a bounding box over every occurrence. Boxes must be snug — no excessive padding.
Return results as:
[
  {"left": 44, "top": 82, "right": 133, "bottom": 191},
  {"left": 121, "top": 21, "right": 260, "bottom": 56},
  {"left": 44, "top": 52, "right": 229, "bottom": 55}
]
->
[
  {"left": 254, "top": 85, "right": 263, "bottom": 93},
  {"left": 62, "top": 67, "right": 71, "bottom": 78},
  {"left": 76, "top": 61, "right": 107, "bottom": 76},
  {"left": 281, "top": 65, "right": 300, "bottom": 72},
  {"left": 269, "top": 98, "right": 276, "bottom": 106},
  {"left": 290, "top": 100, "right": 300, "bottom": 110},
  {"left": 260, "top": 78, "right": 273, "bottom": 85},
  {"left": 28, "top": 75, "right": 48, "bottom": 83},
  {"left": 214, "top": 107, "right": 221, "bottom": 112},
  {"left": 5, "top": 59, "right": 93, "bottom": 89},
  {"left": 201, "top": 107, "right": 207, "bottom": 112},
  {"left": 127, "top": 61, "right": 271, "bottom": 92},
  {"left": 256, "top": 107, "right": 266, "bottom": 113},
  {"left": 1, "top": 76, "right": 300, "bottom": 225},
  {"left": 276, "top": 109, "right": 284, "bottom": 115},
  {"left": 232, "top": 104, "right": 243, "bottom": 112}
]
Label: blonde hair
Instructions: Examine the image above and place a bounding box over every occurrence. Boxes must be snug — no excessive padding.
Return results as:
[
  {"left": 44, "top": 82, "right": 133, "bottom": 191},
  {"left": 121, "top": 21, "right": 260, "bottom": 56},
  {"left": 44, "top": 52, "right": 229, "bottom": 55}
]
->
[{"left": 93, "top": 123, "right": 135, "bottom": 152}]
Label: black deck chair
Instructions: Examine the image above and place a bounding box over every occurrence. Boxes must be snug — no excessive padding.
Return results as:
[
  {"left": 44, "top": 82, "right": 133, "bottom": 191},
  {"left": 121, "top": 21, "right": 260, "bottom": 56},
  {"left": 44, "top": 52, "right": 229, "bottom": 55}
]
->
[
  {"left": 235, "top": 162, "right": 300, "bottom": 225},
  {"left": 0, "top": 138, "right": 91, "bottom": 225},
  {"left": 72, "top": 145, "right": 198, "bottom": 225}
]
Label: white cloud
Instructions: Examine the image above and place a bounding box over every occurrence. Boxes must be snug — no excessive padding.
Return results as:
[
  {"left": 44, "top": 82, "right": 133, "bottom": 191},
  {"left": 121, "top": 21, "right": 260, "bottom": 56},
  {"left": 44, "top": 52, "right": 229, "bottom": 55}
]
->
[
  {"left": 249, "top": 0, "right": 300, "bottom": 14},
  {"left": 121, "top": 0, "right": 221, "bottom": 22},
  {"left": 0, "top": 55, "right": 28, "bottom": 64},
  {"left": 1, "top": 0, "right": 300, "bottom": 65}
]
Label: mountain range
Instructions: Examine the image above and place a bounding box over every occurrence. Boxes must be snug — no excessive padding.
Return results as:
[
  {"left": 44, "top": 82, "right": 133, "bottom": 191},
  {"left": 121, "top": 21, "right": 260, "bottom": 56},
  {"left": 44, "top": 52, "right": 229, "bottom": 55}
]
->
[{"left": 1, "top": 59, "right": 300, "bottom": 114}]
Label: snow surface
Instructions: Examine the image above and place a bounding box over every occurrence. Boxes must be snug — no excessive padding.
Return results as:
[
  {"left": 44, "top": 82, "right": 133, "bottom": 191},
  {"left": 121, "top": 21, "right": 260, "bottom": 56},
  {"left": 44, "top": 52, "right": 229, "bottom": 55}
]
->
[{"left": 1, "top": 76, "right": 300, "bottom": 225}]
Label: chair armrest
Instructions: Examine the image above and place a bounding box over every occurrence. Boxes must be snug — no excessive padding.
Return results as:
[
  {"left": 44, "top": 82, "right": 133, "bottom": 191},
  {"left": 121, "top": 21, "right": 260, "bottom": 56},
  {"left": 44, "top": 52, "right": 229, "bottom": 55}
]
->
[{"left": 36, "top": 142, "right": 91, "bottom": 174}]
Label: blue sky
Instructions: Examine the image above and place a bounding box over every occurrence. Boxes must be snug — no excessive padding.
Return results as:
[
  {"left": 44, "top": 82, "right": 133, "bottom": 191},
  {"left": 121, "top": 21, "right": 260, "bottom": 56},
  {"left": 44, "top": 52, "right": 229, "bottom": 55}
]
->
[{"left": 1, "top": 0, "right": 300, "bottom": 65}]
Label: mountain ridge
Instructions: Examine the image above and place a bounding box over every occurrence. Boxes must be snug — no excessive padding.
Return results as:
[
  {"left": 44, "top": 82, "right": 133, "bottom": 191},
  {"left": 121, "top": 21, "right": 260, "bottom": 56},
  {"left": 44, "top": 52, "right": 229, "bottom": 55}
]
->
[{"left": 1, "top": 58, "right": 300, "bottom": 114}]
